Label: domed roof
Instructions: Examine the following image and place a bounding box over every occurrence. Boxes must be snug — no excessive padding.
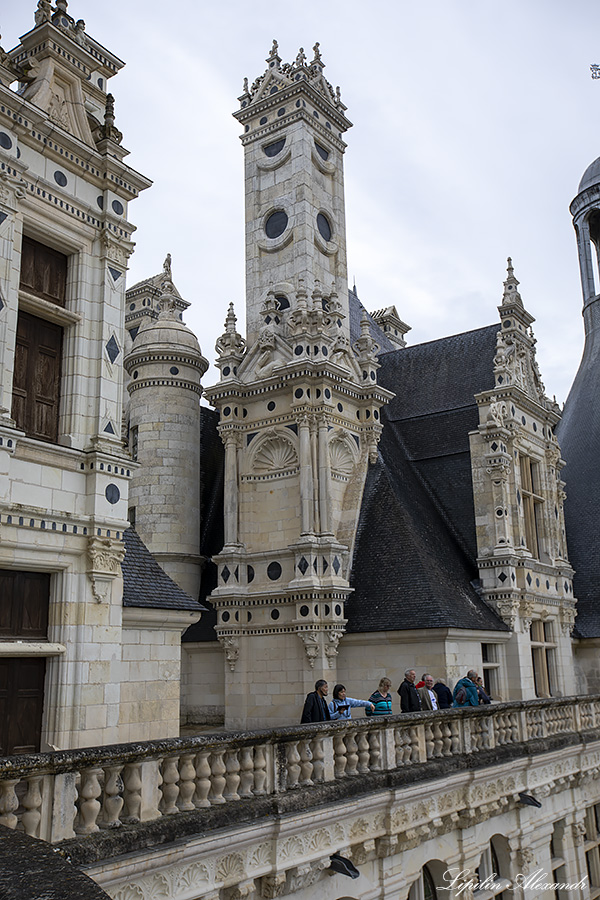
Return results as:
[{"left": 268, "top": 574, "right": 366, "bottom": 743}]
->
[
  {"left": 133, "top": 305, "right": 202, "bottom": 355},
  {"left": 578, "top": 155, "right": 600, "bottom": 194}
]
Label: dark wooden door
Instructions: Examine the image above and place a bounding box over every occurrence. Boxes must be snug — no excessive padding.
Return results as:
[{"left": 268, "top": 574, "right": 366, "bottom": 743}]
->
[
  {"left": 19, "top": 236, "right": 67, "bottom": 307},
  {"left": 0, "top": 571, "right": 50, "bottom": 754},
  {"left": 0, "top": 658, "right": 46, "bottom": 754},
  {"left": 11, "top": 311, "right": 62, "bottom": 442}
]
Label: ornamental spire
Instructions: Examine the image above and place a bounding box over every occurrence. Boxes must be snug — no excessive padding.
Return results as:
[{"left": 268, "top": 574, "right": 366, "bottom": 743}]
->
[{"left": 502, "top": 256, "right": 523, "bottom": 307}]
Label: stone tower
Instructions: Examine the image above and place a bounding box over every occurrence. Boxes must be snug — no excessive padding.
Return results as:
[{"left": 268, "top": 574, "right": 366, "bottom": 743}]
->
[
  {"left": 469, "top": 261, "right": 575, "bottom": 699},
  {"left": 556, "top": 153, "right": 600, "bottom": 679},
  {"left": 124, "top": 260, "right": 208, "bottom": 600},
  {"left": 204, "top": 43, "right": 393, "bottom": 729}
]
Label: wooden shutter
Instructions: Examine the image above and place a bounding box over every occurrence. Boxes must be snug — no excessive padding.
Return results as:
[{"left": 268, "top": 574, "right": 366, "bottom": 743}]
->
[
  {"left": 19, "top": 236, "right": 67, "bottom": 307},
  {"left": 0, "top": 570, "right": 50, "bottom": 639},
  {"left": 11, "top": 311, "right": 62, "bottom": 442}
]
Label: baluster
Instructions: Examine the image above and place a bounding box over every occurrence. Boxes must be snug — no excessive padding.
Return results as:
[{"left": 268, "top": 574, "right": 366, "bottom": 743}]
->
[
  {"left": 194, "top": 751, "right": 212, "bottom": 808},
  {"left": 368, "top": 730, "right": 382, "bottom": 771},
  {"left": 424, "top": 723, "right": 434, "bottom": 759},
  {"left": 311, "top": 737, "right": 325, "bottom": 783},
  {"left": 409, "top": 726, "right": 420, "bottom": 762},
  {"left": 334, "top": 735, "right": 347, "bottom": 778},
  {"left": 239, "top": 747, "right": 255, "bottom": 798},
  {"left": 160, "top": 757, "right": 180, "bottom": 815},
  {"left": 0, "top": 779, "right": 19, "bottom": 830},
  {"left": 285, "top": 741, "right": 301, "bottom": 789},
  {"left": 224, "top": 749, "right": 241, "bottom": 801},
  {"left": 122, "top": 762, "right": 142, "bottom": 822},
  {"left": 345, "top": 732, "right": 359, "bottom": 776},
  {"left": 210, "top": 750, "right": 226, "bottom": 804},
  {"left": 102, "top": 764, "right": 123, "bottom": 828},
  {"left": 450, "top": 720, "right": 461, "bottom": 753},
  {"left": 433, "top": 721, "right": 443, "bottom": 757},
  {"left": 253, "top": 744, "right": 267, "bottom": 796},
  {"left": 299, "top": 739, "right": 313, "bottom": 786},
  {"left": 178, "top": 754, "right": 196, "bottom": 811},
  {"left": 21, "top": 775, "right": 43, "bottom": 837},
  {"left": 76, "top": 767, "right": 103, "bottom": 834},
  {"left": 357, "top": 732, "right": 370, "bottom": 774},
  {"left": 440, "top": 722, "right": 452, "bottom": 756}
]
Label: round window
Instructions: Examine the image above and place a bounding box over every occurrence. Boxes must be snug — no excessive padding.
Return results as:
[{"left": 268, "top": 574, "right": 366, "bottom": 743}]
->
[
  {"left": 265, "top": 210, "right": 288, "bottom": 239},
  {"left": 317, "top": 213, "right": 332, "bottom": 241}
]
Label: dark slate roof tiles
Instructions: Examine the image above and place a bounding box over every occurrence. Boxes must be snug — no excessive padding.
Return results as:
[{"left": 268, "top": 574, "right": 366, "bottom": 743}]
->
[{"left": 122, "top": 528, "right": 204, "bottom": 612}]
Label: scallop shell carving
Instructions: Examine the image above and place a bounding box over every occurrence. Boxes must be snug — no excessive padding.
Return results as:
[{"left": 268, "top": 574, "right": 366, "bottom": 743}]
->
[
  {"left": 329, "top": 436, "right": 354, "bottom": 475},
  {"left": 216, "top": 852, "right": 245, "bottom": 884},
  {"left": 254, "top": 436, "right": 298, "bottom": 473}
]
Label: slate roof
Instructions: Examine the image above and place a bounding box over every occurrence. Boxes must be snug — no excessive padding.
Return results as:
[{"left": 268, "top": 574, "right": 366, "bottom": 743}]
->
[
  {"left": 348, "top": 286, "right": 396, "bottom": 353},
  {"left": 347, "top": 323, "right": 508, "bottom": 633},
  {"left": 377, "top": 325, "right": 499, "bottom": 561},
  {"left": 556, "top": 315, "right": 600, "bottom": 638},
  {"left": 122, "top": 527, "right": 205, "bottom": 612}
]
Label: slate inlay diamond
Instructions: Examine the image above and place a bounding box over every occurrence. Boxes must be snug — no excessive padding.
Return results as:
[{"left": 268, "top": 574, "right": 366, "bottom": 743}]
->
[
  {"left": 108, "top": 267, "right": 122, "bottom": 282},
  {"left": 322, "top": 557, "right": 328, "bottom": 573},
  {"left": 222, "top": 566, "right": 231, "bottom": 584},
  {"left": 526, "top": 573, "right": 532, "bottom": 586},
  {"left": 498, "top": 572, "right": 508, "bottom": 583},
  {"left": 106, "top": 335, "right": 120, "bottom": 363},
  {"left": 298, "top": 556, "right": 309, "bottom": 575},
  {"left": 333, "top": 556, "right": 340, "bottom": 575}
]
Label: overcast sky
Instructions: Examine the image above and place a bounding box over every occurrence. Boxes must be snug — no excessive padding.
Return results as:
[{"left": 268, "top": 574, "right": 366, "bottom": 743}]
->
[{"left": 4, "top": 1, "right": 600, "bottom": 402}]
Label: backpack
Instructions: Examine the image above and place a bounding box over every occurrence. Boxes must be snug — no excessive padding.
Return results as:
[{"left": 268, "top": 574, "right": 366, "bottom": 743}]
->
[{"left": 454, "top": 686, "right": 467, "bottom": 705}]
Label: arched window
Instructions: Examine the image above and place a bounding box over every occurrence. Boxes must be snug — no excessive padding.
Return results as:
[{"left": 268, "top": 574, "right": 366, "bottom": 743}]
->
[
  {"left": 476, "top": 837, "right": 511, "bottom": 897},
  {"left": 408, "top": 864, "right": 438, "bottom": 900}
]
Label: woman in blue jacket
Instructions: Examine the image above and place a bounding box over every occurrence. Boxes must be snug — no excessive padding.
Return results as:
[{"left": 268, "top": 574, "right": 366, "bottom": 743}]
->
[{"left": 329, "top": 684, "right": 375, "bottom": 720}]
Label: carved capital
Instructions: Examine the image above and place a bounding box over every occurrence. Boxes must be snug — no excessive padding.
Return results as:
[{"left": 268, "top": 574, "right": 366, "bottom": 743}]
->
[
  {"left": 259, "top": 872, "right": 287, "bottom": 898},
  {"left": 87, "top": 536, "right": 125, "bottom": 602},
  {"left": 299, "top": 631, "right": 319, "bottom": 668},
  {"left": 223, "top": 879, "right": 255, "bottom": 900}
]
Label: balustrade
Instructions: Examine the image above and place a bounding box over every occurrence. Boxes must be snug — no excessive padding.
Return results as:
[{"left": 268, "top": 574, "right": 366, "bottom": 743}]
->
[{"left": 0, "top": 696, "right": 594, "bottom": 848}]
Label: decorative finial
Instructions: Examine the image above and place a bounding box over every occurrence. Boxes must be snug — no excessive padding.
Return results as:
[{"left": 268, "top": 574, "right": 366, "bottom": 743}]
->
[
  {"left": 104, "top": 93, "right": 115, "bottom": 128},
  {"left": 296, "top": 47, "right": 306, "bottom": 67},
  {"left": 502, "top": 256, "right": 523, "bottom": 306},
  {"left": 56, "top": 0, "right": 68, "bottom": 11},
  {"left": 163, "top": 253, "right": 172, "bottom": 278},
  {"left": 312, "top": 42, "right": 322, "bottom": 63},
  {"left": 224, "top": 302, "right": 237, "bottom": 332},
  {"left": 591, "top": 64, "right": 600, "bottom": 80},
  {"left": 243, "top": 77, "right": 249, "bottom": 93}
]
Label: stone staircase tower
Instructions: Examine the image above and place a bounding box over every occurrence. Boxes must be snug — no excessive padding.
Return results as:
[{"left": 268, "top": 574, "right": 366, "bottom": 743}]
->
[{"left": 204, "top": 42, "right": 393, "bottom": 729}]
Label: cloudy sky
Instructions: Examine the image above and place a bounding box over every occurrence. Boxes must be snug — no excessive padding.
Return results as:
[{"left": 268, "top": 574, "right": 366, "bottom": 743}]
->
[{"left": 4, "top": 1, "right": 600, "bottom": 401}]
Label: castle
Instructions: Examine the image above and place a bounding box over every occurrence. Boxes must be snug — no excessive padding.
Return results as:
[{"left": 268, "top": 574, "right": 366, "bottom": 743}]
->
[{"left": 1, "top": 4, "right": 600, "bottom": 900}]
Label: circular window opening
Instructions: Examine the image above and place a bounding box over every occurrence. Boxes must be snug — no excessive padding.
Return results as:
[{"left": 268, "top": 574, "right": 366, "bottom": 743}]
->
[
  {"left": 112, "top": 199, "right": 124, "bottom": 216},
  {"left": 54, "top": 171, "right": 68, "bottom": 187},
  {"left": 267, "top": 561, "right": 282, "bottom": 581},
  {"left": 169, "top": 366, "right": 179, "bottom": 375},
  {"left": 270, "top": 608, "right": 280, "bottom": 620},
  {"left": 247, "top": 565, "right": 255, "bottom": 584},
  {"left": 222, "top": 610, "right": 230, "bottom": 622},
  {"left": 265, "top": 210, "right": 288, "bottom": 239},
  {"left": 317, "top": 213, "right": 332, "bottom": 241},
  {"left": 105, "top": 484, "right": 120, "bottom": 504},
  {"left": 0, "top": 132, "right": 13, "bottom": 150},
  {"left": 300, "top": 605, "right": 309, "bottom": 617}
]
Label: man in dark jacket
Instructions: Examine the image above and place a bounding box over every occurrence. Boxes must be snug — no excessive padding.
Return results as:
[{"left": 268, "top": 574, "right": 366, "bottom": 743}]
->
[
  {"left": 301, "top": 679, "right": 331, "bottom": 723},
  {"left": 397, "top": 668, "right": 421, "bottom": 713}
]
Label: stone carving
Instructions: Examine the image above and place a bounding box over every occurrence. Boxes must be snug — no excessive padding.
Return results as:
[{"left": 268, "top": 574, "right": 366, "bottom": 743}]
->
[
  {"left": 325, "top": 630, "right": 344, "bottom": 667},
  {"left": 223, "top": 879, "right": 255, "bottom": 900},
  {"left": 219, "top": 635, "right": 240, "bottom": 672},
  {"left": 48, "top": 88, "right": 71, "bottom": 131},
  {"left": 259, "top": 872, "right": 286, "bottom": 898},
  {"left": 35, "top": 1, "right": 52, "bottom": 25},
  {"left": 287, "top": 857, "right": 329, "bottom": 893},
  {"left": 516, "top": 848, "right": 535, "bottom": 874},
  {"left": 253, "top": 434, "right": 298, "bottom": 474},
  {"left": 110, "top": 885, "right": 145, "bottom": 900},
  {"left": 216, "top": 853, "right": 245, "bottom": 885},
  {"left": 249, "top": 842, "right": 271, "bottom": 869},
  {"left": 87, "top": 535, "right": 125, "bottom": 603},
  {"left": 486, "top": 396, "right": 507, "bottom": 428},
  {"left": 572, "top": 821, "right": 586, "bottom": 844},
  {"left": 329, "top": 433, "right": 355, "bottom": 477},
  {"left": 215, "top": 303, "right": 247, "bottom": 367},
  {"left": 299, "top": 631, "right": 319, "bottom": 668}
]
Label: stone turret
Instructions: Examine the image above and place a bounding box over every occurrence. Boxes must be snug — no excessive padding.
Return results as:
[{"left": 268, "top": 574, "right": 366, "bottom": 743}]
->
[
  {"left": 204, "top": 45, "right": 393, "bottom": 729},
  {"left": 124, "top": 261, "right": 208, "bottom": 600}
]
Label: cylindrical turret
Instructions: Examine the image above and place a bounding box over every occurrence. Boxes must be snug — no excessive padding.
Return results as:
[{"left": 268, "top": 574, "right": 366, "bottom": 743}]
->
[{"left": 124, "top": 280, "right": 208, "bottom": 599}]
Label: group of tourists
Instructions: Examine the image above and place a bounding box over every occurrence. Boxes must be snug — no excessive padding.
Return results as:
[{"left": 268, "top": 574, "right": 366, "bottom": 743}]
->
[{"left": 300, "top": 669, "right": 491, "bottom": 723}]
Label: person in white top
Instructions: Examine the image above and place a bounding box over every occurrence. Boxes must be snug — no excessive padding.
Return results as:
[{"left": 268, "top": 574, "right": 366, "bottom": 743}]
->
[{"left": 417, "top": 674, "right": 439, "bottom": 711}]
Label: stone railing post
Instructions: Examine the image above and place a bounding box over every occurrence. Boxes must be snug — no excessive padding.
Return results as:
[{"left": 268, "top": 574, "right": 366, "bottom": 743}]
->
[
  {"left": 381, "top": 725, "right": 396, "bottom": 770},
  {"left": 138, "top": 759, "right": 162, "bottom": 822},
  {"left": 50, "top": 772, "right": 78, "bottom": 841}
]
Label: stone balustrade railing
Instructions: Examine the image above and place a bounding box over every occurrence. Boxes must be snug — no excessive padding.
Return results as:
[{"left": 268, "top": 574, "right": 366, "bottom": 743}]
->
[{"left": 0, "top": 696, "right": 598, "bottom": 848}]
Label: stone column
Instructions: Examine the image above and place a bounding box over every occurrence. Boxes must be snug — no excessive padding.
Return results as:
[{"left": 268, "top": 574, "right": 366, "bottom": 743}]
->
[
  {"left": 317, "top": 417, "right": 331, "bottom": 534},
  {"left": 224, "top": 433, "right": 239, "bottom": 546},
  {"left": 299, "top": 415, "right": 313, "bottom": 534},
  {"left": 310, "top": 416, "right": 320, "bottom": 532}
]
